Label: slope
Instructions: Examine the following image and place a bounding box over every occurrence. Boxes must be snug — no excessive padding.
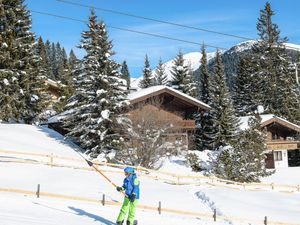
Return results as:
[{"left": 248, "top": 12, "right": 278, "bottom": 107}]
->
[{"left": 0, "top": 124, "right": 300, "bottom": 225}]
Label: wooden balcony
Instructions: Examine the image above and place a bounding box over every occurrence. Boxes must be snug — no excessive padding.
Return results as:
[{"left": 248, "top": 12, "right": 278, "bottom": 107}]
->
[
  {"left": 169, "top": 120, "right": 195, "bottom": 130},
  {"left": 267, "top": 140, "right": 299, "bottom": 151}
]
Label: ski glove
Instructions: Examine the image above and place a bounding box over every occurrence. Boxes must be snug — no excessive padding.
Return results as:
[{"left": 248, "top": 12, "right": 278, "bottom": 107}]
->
[
  {"left": 116, "top": 186, "right": 123, "bottom": 192},
  {"left": 129, "top": 193, "right": 136, "bottom": 202}
]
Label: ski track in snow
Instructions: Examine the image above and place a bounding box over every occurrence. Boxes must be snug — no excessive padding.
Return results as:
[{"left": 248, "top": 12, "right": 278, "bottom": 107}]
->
[{"left": 195, "top": 190, "right": 233, "bottom": 225}]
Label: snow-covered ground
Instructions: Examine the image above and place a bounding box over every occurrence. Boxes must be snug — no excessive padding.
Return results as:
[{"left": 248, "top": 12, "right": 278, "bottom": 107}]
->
[{"left": 0, "top": 124, "right": 300, "bottom": 225}]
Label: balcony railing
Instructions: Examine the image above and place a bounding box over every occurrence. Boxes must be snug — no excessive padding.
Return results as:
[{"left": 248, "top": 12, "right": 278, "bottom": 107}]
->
[{"left": 267, "top": 140, "right": 299, "bottom": 151}]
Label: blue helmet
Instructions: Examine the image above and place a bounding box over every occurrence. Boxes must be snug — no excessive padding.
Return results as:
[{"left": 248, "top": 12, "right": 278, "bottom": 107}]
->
[{"left": 124, "top": 167, "right": 135, "bottom": 174}]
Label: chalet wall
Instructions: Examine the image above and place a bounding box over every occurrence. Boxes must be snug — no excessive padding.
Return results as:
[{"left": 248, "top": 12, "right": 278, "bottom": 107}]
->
[
  {"left": 129, "top": 104, "right": 184, "bottom": 124},
  {"left": 128, "top": 104, "right": 195, "bottom": 150}
]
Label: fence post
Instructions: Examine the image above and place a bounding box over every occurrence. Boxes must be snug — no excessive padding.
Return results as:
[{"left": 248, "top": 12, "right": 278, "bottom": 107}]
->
[
  {"left": 177, "top": 176, "right": 180, "bottom": 185},
  {"left": 264, "top": 216, "right": 267, "bottom": 225},
  {"left": 297, "top": 185, "right": 300, "bottom": 192},
  {"left": 36, "top": 184, "right": 40, "bottom": 198},
  {"left": 102, "top": 194, "right": 105, "bottom": 206},
  {"left": 213, "top": 209, "right": 216, "bottom": 221},
  {"left": 158, "top": 201, "right": 161, "bottom": 215},
  {"left": 271, "top": 183, "right": 274, "bottom": 190}
]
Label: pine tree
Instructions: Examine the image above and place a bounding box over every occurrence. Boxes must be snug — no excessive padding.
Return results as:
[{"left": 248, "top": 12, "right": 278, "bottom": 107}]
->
[
  {"left": 154, "top": 58, "right": 168, "bottom": 85},
  {"left": 54, "top": 48, "right": 74, "bottom": 113},
  {"left": 44, "top": 40, "right": 54, "bottom": 79},
  {"left": 0, "top": 0, "right": 47, "bottom": 123},
  {"left": 182, "top": 63, "right": 198, "bottom": 97},
  {"left": 63, "top": 10, "right": 129, "bottom": 157},
  {"left": 214, "top": 114, "right": 272, "bottom": 182},
  {"left": 50, "top": 42, "right": 57, "bottom": 78},
  {"left": 199, "top": 45, "right": 211, "bottom": 104},
  {"left": 68, "top": 49, "right": 78, "bottom": 72},
  {"left": 237, "top": 2, "right": 300, "bottom": 123},
  {"left": 36, "top": 37, "right": 53, "bottom": 80},
  {"left": 210, "top": 51, "right": 240, "bottom": 148},
  {"left": 233, "top": 56, "right": 261, "bottom": 115},
  {"left": 139, "top": 54, "right": 154, "bottom": 88},
  {"left": 170, "top": 50, "right": 189, "bottom": 93},
  {"left": 120, "top": 60, "right": 130, "bottom": 90},
  {"left": 195, "top": 45, "right": 215, "bottom": 150}
]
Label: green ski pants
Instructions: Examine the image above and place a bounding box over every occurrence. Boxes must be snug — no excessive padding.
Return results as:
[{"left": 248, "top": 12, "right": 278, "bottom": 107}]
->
[{"left": 117, "top": 197, "right": 138, "bottom": 224}]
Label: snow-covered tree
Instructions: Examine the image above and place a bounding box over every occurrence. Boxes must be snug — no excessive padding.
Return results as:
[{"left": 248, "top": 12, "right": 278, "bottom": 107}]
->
[
  {"left": 63, "top": 10, "right": 129, "bottom": 158},
  {"left": 233, "top": 56, "right": 261, "bottom": 116},
  {"left": 120, "top": 60, "right": 130, "bottom": 90},
  {"left": 236, "top": 2, "right": 300, "bottom": 123},
  {"left": 0, "top": 0, "right": 47, "bottom": 123},
  {"left": 182, "top": 63, "right": 198, "bottom": 98},
  {"left": 195, "top": 45, "right": 215, "bottom": 150},
  {"left": 209, "top": 51, "right": 240, "bottom": 149},
  {"left": 53, "top": 49, "right": 74, "bottom": 113},
  {"left": 68, "top": 49, "right": 78, "bottom": 72},
  {"left": 154, "top": 58, "right": 168, "bottom": 85},
  {"left": 44, "top": 40, "right": 54, "bottom": 79},
  {"left": 214, "top": 114, "right": 272, "bottom": 182},
  {"left": 139, "top": 54, "right": 154, "bottom": 88},
  {"left": 170, "top": 51, "right": 189, "bottom": 93}
]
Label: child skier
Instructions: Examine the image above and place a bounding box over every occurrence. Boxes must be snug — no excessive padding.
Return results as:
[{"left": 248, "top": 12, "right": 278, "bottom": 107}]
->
[{"left": 116, "top": 167, "right": 139, "bottom": 225}]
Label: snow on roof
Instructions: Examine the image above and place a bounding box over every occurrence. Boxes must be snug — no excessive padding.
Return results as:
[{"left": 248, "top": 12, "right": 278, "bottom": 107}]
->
[
  {"left": 128, "top": 85, "right": 211, "bottom": 109},
  {"left": 240, "top": 114, "right": 300, "bottom": 131}
]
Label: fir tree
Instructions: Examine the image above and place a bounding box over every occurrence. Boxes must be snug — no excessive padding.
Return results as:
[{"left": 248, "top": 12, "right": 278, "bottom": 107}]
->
[
  {"left": 63, "top": 10, "right": 129, "bottom": 158},
  {"left": 199, "top": 45, "right": 211, "bottom": 104},
  {"left": 210, "top": 51, "right": 240, "bottom": 149},
  {"left": 170, "top": 50, "right": 189, "bottom": 93},
  {"left": 68, "top": 49, "right": 78, "bottom": 72},
  {"left": 237, "top": 2, "right": 300, "bottom": 123},
  {"left": 154, "top": 58, "right": 168, "bottom": 85},
  {"left": 54, "top": 48, "right": 74, "bottom": 113},
  {"left": 183, "top": 63, "right": 198, "bottom": 98},
  {"left": 36, "top": 37, "right": 53, "bottom": 80},
  {"left": 195, "top": 45, "right": 215, "bottom": 150},
  {"left": 120, "top": 60, "right": 130, "bottom": 90},
  {"left": 233, "top": 56, "right": 261, "bottom": 115},
  {"left": 50, "top": 42, "right": 57, "bottom": 78},
  {"left": 139, "top": 54, "right": 154, "bottom": 88},
  {"left": 44, "top": 40, "right": 55, "bottom": 79},
  {"left": 0, "top": 0, "right": 47, "bottom": 123},
  {"left": 214, "top": 114, "right": 272, "bottom": 182}
]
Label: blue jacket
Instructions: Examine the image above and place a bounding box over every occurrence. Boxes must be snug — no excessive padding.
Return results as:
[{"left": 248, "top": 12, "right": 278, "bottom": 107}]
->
[{"left": 122, "top": 173, "right": 140, "bottom": 199}]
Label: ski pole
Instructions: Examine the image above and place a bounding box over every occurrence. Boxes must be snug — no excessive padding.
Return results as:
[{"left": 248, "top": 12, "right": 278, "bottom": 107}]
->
[
  {"left": 86, "top": 159, "right": 127, "bottom": 197},
  {"left": 73, "top": 148, "right": 127, "bottom": 197},
  {"left": 64, "top": 138, "right": 127, "bottom": 197}
]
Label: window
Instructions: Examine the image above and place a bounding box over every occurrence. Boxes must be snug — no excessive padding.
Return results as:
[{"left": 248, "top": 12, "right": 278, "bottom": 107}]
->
[
  {"left": 274, "top": 151, "right": 282, "bottom": 161},
  {"left": 272, "top": 132, "right": 279, "bottom": 140}
]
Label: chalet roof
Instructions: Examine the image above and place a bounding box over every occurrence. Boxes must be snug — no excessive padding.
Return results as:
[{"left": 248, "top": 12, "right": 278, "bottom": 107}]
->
[
  {"left": 128, "top": 85, "right": 211, "bottom": 111},
  {"left": 240, "top": 114, "right": 300, "bottom": 133}
]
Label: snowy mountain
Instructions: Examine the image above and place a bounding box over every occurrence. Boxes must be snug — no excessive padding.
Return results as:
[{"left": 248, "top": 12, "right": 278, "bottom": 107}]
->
[
  {"left": 130, "top": 52, "right": 216, "bottom": 89},
  {"left": 131, "top": 41, "right": 300, "bottom": 90},
  {"left": 1, "top": 124, "right": 300, "bottom": 225}
]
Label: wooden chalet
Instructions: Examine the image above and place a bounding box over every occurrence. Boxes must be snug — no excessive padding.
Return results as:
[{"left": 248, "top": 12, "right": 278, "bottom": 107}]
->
[
  {"left": 241, "top": 115, "right": 300, "bottom": 168},
  {"left": 127, "top": 85, "right": 211, "bottom": 150},
  {"left": 45, "top": 79, "right": 61, "bottom": 102}
]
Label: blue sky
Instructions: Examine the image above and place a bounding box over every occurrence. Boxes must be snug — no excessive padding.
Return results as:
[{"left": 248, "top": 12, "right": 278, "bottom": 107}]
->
[{"left": 25, "top": 0, "right": 300, "bottom": 78}]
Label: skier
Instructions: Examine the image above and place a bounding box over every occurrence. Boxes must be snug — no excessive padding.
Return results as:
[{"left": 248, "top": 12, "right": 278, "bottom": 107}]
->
[{"left": 116, "top": 167, "right": 139, "bottom": 225}]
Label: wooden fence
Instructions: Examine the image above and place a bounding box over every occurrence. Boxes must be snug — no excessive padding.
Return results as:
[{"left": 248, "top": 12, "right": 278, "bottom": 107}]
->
[
  {"left": 1, "top": 148, "right": 299, "bottom": 193},
  {"left": 0, "top": 186, "right": 299, "bottom": 225}
]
